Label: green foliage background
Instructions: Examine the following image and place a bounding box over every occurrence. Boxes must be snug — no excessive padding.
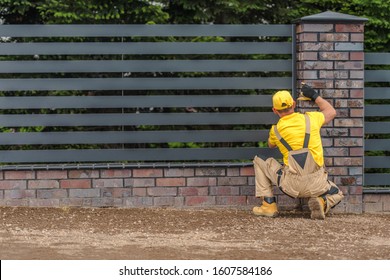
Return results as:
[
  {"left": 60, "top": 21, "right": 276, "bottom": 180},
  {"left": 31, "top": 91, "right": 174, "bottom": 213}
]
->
[{"left": 1, "top": 0, "right": 389, "bottom": 52}]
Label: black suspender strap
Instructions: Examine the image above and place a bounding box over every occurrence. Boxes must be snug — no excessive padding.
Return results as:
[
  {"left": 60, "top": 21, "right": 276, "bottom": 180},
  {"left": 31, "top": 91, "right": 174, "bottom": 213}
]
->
[
  {"left": 273, "top": 125, "right": 292, "bottom": 151},
  {"left": 273, "top": 114, "right": 311, "bottom": 150},
  {"left": 303, "top": 114, "right": 311, "bottom": 149}
]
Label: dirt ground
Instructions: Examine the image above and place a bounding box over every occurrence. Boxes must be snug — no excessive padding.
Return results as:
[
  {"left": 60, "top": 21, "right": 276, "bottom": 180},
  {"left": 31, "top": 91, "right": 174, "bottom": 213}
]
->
[{"left": 0, "top": 206, "right": 389, "bottom": 260}]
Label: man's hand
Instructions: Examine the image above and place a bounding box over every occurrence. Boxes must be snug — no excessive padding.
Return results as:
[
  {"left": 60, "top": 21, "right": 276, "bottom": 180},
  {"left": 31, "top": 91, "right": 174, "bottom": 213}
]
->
[{"left": 299, "top": 83, "right": 320, "bottom": 101}]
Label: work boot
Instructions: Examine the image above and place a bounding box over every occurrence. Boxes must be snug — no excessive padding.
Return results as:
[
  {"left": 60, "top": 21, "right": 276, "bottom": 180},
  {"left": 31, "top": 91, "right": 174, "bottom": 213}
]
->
[
  {"left": 308, "top": 197, "right": 326, "bottom": 220},
  {"left": 253, "top": 197, "right": 278, "bottom": 217}
]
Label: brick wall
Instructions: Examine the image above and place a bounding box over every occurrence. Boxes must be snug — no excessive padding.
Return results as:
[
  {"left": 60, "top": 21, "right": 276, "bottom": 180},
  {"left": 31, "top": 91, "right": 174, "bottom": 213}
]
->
[
  {"left": 295, "top": 12, "right": 367, "bottom": 213},
  {"left": 0, "top": 166, "right": 296, "bottom": 209},
  {"left": 363, "top": 194, "right": 390, "bottom": 213},
  {"left": 0, "top": 167, "right": 384, "bottom": 212},
  {"left": 0, "top": 167, "right": 261, "bottom": 208}
]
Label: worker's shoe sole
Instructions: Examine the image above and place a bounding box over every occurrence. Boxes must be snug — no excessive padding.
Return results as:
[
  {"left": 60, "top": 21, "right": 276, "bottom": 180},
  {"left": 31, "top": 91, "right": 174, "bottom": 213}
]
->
[{"left": 308, "top": 197, "right": 325, "bottom": 220}]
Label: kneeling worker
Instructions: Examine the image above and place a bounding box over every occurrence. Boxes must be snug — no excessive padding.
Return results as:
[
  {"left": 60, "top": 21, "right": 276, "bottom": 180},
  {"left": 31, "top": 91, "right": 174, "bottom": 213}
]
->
[{"left": 253, "top": 84, "right": 344, "bottom": 219}]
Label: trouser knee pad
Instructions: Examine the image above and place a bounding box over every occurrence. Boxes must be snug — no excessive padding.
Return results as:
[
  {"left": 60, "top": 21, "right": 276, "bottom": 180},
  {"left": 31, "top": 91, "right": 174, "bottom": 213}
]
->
[{"left": 320, "top": 185, "right": 342, "bottom": 211}]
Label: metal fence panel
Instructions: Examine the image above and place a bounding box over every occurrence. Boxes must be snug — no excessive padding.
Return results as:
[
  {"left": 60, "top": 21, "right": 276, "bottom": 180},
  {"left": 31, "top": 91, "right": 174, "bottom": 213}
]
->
[
  {"left": 0, "top": 42, "right": 292, "bottom": 55},
  {"left": 365, "top": 122, "right": 390, "bottom": 134},
  {"left": 0, "top": 130, "right": 270, "bottom": 145},
  {"left": 365, "top": 87, "right": 390, "bottom": 99},
  {"left": 0, "top": 24, "right": 293, "bottom": 37},
  {"left": 365, "top": 156, "right": 390, "bottom": 168},
  {"left": 0, "top": 59, "right": 292, "bottom": 73},
  {"left": 0, "top": 112, "right": 278, "bottom": 127},
  {"left": 365, "top": 174, "right": 390, "bottom": 186},
  {"left": 0, "top": 148, "right": 281, "bottom": 163},
  {"left": 365, "top": 105, "right": 390, "bottom": 116},
  {"left": 0, "top": 24, "right": 292, "bottom": 166},
  {"left": 0, "top": 77, "right": 291, "bottom": 91},
  {"left": 364, "top": 53, "right": 390, "bottom": 189},
  {"left": 0, "top": 95, "right": 273, "bottom": 109}
]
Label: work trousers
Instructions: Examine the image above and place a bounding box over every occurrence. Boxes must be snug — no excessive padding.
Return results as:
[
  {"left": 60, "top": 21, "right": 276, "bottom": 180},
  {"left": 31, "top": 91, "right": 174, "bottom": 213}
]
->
[{"left": 253, "top": 156, "right": 344, "bottom": 212}]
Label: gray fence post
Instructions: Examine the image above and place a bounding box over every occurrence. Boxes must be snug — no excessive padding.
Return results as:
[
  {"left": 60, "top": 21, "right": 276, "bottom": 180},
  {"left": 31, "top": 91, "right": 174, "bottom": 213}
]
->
[{"left": 295, "top": 11, "right": 368, "bottom": 213}]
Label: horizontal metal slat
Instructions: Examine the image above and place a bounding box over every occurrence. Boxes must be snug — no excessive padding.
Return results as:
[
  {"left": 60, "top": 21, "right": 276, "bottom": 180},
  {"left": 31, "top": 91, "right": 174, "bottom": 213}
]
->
[
  {"left": 0, "top": 77, "right": 291, "bottom": 91},
  {"left": 365, "top": 70, "right": 390, "bottom": 82},
  {"left": 365, "top": 156, "right": 390, "bottom": 168},
  {"left": 0, "top": 95, "right": 273, "bottom": 109},
  {"left": 0, "top": 130, "right": 269, "bottom": 145},
  {"left": 0, "top": 162, "right": 255, "bottom": 171},
  {"left": 0, "top": 112, "right": 278, "bottom": 127},
  {"left": 365, "top": 174, "right": 390, "bottom": 186},
  {"left": 0, "top": 42, "right": 292, "bottom": 55},
  {"left": 0, "top": 148, "right": 281, "bottom": 163},
  {"left": 365, "top": 139, "right": 390, "bottom": 151},
  {"left": 365, "top": 87, "right": 390, "bottom": 99},
  {"left": 0, "top": 59, "right": 292, "bottom": 73},
  {"left": 365, "top": 122, "right": 390, "bottom": 134},
  {"left": 363, "top": 188, "right": 390, "bottom": 194},
  {"left": 365, "top": 53, "right": 390, "bottom": 65},
  {"left": 0, "top": 24, "right": 293, "bottom": 37},
  {"left": 365, "top": 105, "right": 390, "bottom": 117}
]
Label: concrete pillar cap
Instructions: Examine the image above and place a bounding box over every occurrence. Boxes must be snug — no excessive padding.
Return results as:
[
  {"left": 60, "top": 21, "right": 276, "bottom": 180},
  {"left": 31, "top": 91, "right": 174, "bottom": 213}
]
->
[{"left": 296, "top": 11, "right": 368, "bottom": 23}]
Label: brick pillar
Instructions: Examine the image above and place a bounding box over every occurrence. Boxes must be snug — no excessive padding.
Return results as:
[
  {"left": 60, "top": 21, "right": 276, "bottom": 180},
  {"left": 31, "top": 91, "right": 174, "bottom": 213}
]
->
[{"left": 295, "top": 11, "right": 368, "bottom": 213}]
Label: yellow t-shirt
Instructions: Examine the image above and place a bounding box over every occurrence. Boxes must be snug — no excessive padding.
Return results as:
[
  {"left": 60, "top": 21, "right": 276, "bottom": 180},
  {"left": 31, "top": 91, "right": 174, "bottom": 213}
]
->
[{"left": 268, "top": 112, "right": 325, "bottom": 166}]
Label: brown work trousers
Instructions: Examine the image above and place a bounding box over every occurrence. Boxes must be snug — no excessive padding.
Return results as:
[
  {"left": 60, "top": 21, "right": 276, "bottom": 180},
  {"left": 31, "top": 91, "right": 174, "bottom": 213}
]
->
[{"left": 253, "top": 156, "right": 344, "bottom": 212}]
